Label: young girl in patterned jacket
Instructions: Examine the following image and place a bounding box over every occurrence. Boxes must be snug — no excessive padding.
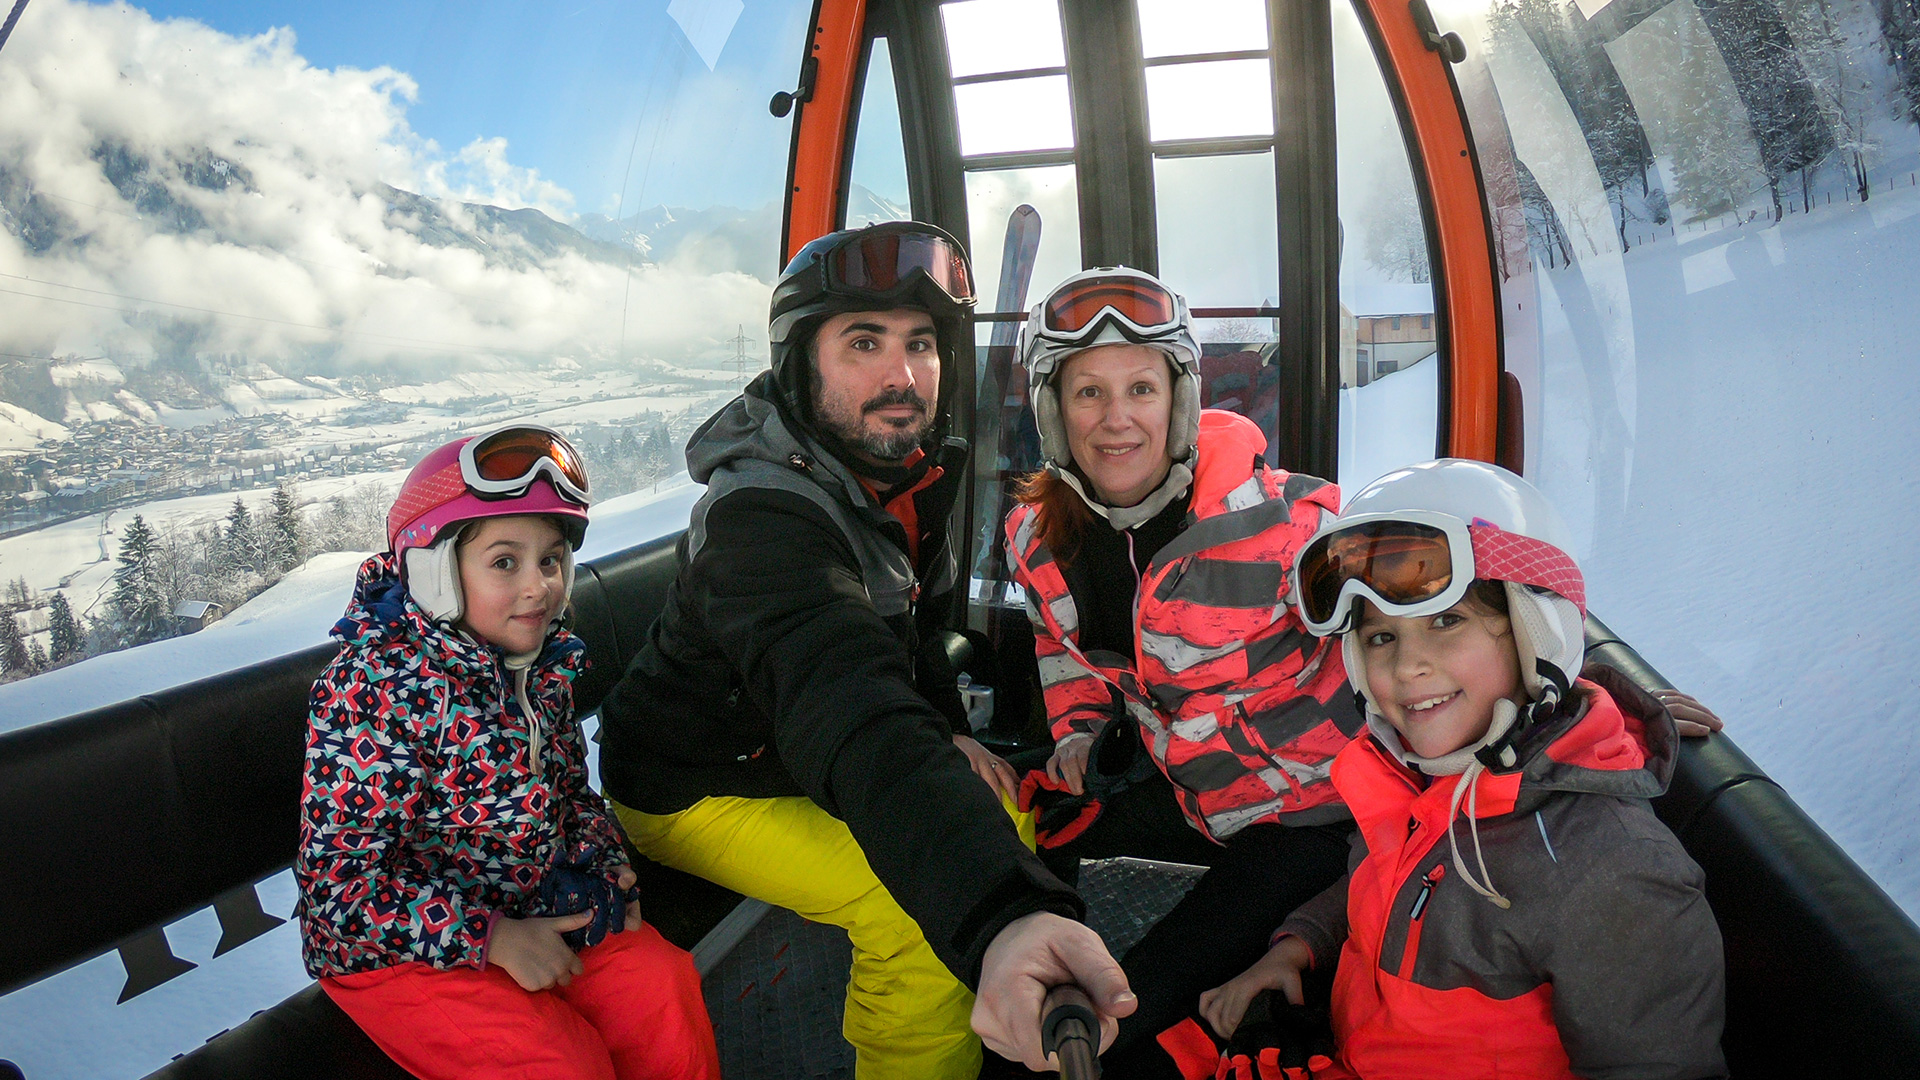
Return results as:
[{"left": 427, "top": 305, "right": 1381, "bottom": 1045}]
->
[
  {"left": 295, "top": 426, "right": 718, "bottom": 1080},
  {"left": 1196, "top": 460, "right": 1726, "bottom": 1080}
]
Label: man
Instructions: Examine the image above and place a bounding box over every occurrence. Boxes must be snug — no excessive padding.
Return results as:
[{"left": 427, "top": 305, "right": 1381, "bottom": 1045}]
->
[{"left": 596, "top": 221, "right": 1130, "bottom": 1077}]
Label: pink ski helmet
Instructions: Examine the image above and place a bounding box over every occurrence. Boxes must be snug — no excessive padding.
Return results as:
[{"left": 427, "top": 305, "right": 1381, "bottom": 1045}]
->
[{"left": 387, "top": 425, "right": 591, "bottom": 557}]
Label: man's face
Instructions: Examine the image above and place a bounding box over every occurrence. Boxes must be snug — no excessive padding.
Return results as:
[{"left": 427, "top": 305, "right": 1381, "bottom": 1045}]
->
[{"left": 809, "top": 308, "right": 941, "bottom": 465}]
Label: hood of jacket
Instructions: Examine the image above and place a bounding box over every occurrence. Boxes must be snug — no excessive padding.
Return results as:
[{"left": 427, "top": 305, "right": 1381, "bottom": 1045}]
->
[
  {"left": 1340, "top": 663, "right": 1676, "bottom": 826},
  {"left": 332, "top": 551, "right": 584, "bottom": 682},
  {"left": 686, "top": 372, "right": 889, "bottom": 515},
  {"left": 1187, "top": 409, "right": 1271, "bottom": 512}
]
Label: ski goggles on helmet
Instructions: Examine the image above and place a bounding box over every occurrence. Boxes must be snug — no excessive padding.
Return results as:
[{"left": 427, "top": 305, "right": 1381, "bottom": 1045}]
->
[
  {"left": 827, "top": 226, "right": 975, "bottom": 306},
  {"left": 1292, "top": 509, "right": 1587, "bottom": 635},
  {"left": 459, "top": 424, "right": 591, "bottom": 505},
  {"left": 1292, "top": 510, "right": 1477, "bottom": 636},
  {"left": 1036, "top": 272, "right": 1189, "bottom": 347}
]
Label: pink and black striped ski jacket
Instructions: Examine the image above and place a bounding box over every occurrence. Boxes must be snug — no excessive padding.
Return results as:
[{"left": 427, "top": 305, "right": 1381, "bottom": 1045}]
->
[{"left": 1005, "top": 409, "right": 1362, "bottom": 840}]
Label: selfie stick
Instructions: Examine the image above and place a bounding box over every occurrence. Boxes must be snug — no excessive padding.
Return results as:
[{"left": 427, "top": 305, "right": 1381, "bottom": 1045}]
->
[{"left": 1041, "top": 985, "right": 1101, "bottom": 1080}]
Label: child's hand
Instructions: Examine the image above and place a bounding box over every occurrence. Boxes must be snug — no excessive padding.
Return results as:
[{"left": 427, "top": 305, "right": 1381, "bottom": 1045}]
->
[
  {"left": 1198, "top": 935, "right": 1313, "bottom": 1039},
  {"left": 613, "top": 863, "right": 642, "bottom": 932},
  {"left": 1653, "top": 689, "right": 1725, "bottom": 738},
  {"left": 489, "top": 912, "right": 592, "bottom": 991}
]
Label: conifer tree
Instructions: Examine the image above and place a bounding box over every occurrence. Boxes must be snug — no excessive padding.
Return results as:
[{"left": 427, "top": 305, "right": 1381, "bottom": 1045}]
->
[
  {"left": 267, "top": 482, "right": 305, "bottom": 573},
  {"left": 110, "top": 515, "right": 174, "bottom": 646},
  {"left": 0, "top": 607, "right": 27, "bottom": 676},
  {"left": 26, "top": 638, "right": 47, "bottom": 673},
  {"left": 48, "top": 592, "right": 83, "bottom": 662},
  {"left": 223, "top": 497, "right": 260, "bottom": 573}
]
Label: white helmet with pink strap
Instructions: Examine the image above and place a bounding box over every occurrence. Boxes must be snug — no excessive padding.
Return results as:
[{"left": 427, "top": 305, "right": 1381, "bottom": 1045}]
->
[{"left": 1292, "top": 458, "right": 1587, "bottom": 711}]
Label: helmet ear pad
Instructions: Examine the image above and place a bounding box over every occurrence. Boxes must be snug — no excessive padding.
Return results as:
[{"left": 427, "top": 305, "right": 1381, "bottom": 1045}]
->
[{"left": 404, "top": 528, "right": 466, "bottom": 625}]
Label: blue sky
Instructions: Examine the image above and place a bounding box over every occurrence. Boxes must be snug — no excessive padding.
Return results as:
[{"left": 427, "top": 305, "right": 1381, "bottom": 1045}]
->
[{"left": 135, "top": 0, "right": 814, "bottom": 216}]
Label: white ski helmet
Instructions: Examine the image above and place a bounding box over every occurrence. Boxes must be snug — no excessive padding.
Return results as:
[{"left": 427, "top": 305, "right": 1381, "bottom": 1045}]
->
[
  {"left": 1293, "top": 459, "right": 1588, "bottom": 715},
  {"left": 1020, "top": 267, "right": 1203, "bottom": 529}
]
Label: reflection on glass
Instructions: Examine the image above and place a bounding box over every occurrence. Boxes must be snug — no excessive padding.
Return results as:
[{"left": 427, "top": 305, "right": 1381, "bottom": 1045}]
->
[
  {"left": 847, "top": 37, "right": 912, "bottom": 227},
  {"left": 1192, "top": 317, "right": 1282, "bottom": 450},
  {"left": 965, "top": 165, "right": 1083, "bottom": 309},
  {"left": 941, "top": 0, "right": 1067, "bottom": 78},
  {"left": 1155, "top": 152, "right": 1279, "bottom": 307},
  {"left": 954, "top": 76, "right": 1075, "bottom": 156},
  {"left": 1137, "top": 0, "right": 1270, "bottom": 58},
  {"left": 1432, "top": 0, "right": 1920, "bottom": 916},
  {"left": 1145, "top": 59, "right": 1274, "bottom": 141},
  {"left": 1331, "top": 0, "right": 1436, "bottom": 491}
]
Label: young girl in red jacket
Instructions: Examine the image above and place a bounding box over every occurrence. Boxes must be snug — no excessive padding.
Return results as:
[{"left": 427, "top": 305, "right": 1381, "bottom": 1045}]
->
[
  {"left": 295, "top": 426, "right": 718, "bottom": 1080},
  {"left": 1196, "top": 459, "right": 1726, "bottom": 1080}
]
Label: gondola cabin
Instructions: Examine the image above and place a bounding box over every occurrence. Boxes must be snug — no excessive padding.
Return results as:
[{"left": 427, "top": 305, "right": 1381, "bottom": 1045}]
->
[{"left": 0, "top": 0, "right": 1917, "bottom": 1076}]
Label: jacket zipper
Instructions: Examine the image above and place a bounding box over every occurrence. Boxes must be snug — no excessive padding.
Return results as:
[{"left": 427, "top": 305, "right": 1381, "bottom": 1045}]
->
[{"left": 1396, "top": 863, "right": 1446, "bottom": 981}]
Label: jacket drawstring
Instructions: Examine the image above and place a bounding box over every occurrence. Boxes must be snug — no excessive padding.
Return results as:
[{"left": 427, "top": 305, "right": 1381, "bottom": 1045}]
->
[{"left": 1446, "top": 761, "right": 1512, "bottom": 909}]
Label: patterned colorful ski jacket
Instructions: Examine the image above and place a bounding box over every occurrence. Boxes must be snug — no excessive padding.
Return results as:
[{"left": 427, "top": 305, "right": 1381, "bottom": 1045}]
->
[
  {"left": 296, "top": 552, "right": 625, "bottom": 977},
  {"left": 1278, "top": 668, "right": 1727, "bottom": 1079},
  {"left": 1005, "top": 409, "right": 1361, "bottom": 841}
]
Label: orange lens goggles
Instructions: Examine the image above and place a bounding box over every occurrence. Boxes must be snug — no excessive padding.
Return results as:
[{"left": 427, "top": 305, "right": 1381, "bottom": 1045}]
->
[
  {"left": 464, "top": 425, "right": 590, "bottom": 503},
  {"left": 1295, "top": 520, "right": 1466, "bottom": 634},
  {"left": 1042, "top": 276, "right": 1179, "bottom": 336}
]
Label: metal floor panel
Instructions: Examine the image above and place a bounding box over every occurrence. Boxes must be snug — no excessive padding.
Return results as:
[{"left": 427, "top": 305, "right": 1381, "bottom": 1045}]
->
[{"left": 699, "top": 857, "right": 1205, "bottom": 1080}]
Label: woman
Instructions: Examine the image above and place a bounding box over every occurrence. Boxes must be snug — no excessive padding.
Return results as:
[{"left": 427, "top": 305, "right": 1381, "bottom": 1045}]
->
[{"left": 1003, "top": 268, "right": 1360, "bottom": 1076}]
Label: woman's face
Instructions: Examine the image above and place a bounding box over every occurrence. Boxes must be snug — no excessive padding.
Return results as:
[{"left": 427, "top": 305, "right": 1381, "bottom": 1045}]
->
[{"left": 1058, "top": 344, "right": 1175, "bottom": 508}]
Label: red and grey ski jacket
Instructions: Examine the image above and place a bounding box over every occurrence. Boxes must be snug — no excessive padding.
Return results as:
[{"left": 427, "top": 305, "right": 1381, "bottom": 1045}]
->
[
  {"left": 1005, "top": 410, "right": 1361, "bottom": 840},
  {"left": 296, "top": 553, "right": 625, "bottom": 977},
  {"left": 1278, "top": 668, "right": 1727, "bottom": 1079}
]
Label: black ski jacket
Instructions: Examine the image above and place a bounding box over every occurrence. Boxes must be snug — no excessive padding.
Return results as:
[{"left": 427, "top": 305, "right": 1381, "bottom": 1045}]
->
[{"left": 598, "top": 373, "right": 1080, "bottom": 985}]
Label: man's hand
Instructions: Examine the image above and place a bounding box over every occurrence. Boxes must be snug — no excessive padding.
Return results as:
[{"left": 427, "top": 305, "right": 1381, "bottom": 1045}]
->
[
  {"left": 488, "top": 912, "right": 591, "bottom": 991},
  {"left": 973, "top": 911, "right": 1136, "bottom": 1071},
  {"left": 1045, "top": 733, "right": 1093, "bottom": 796},
  {"left": 1654, "top": 689, "right": 1724, "bottom": 738},
  {"left": 1198, "top": 935, "right": 1311, "bottom": 1039},
  {"left": 613, "top": 863, "right": 642, "bottom": 932},
  {"left": 955, "top": 734, "right": 1021, "bottom": 803}
]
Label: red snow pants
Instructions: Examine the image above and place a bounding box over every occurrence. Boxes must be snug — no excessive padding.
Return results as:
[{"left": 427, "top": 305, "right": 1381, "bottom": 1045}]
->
[{"left": 320, "top": 921, "right": 719, "bottom": 1080}]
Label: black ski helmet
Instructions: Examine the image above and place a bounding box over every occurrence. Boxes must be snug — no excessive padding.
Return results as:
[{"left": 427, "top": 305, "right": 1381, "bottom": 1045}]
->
[{"left": 767, "top": 220, "right": 977, "bottom": 437}]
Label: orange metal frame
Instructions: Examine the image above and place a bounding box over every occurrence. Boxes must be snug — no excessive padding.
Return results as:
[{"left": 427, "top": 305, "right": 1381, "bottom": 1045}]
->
[
  {"left": 781, "top": 0, "right": 869, "bottom": 266},
  {"left": 780, "top": 0, "right": 1500, "bottom": 460},
  {"left": 1349, "top": 0, "right": 1501, "bottom": 461}
]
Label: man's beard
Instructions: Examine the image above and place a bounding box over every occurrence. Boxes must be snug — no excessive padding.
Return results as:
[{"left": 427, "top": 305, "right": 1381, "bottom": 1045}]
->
[{"left": 813, "top": 385, "right": 934, "bottom": 462}]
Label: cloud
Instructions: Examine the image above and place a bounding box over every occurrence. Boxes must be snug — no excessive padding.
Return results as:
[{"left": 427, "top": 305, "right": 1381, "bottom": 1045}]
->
[{"left": 0, "top": 0, "right": 769, "bottom": 378}]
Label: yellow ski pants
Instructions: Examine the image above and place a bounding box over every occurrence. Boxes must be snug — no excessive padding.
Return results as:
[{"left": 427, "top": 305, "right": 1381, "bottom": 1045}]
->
[{"left": 614, "top": 792, "right": 1034, "bottom": 1080}]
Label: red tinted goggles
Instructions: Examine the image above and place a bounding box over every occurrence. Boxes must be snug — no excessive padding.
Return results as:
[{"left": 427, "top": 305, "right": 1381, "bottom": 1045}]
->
[
  {"left": 828, "top": 228, "right": 974, "bottom": 306},
  {"left": 459, "top": 424, "right": 591, "bottom": 505},
  {"left": 1291, "top": 512, "right": 1474, "bottom": 636},
  {"left": 1041, "top": 274, "right": 1182, "bottom": 341}
]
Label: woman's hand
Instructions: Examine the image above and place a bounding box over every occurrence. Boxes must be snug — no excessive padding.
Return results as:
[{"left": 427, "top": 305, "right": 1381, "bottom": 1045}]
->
[
  {"left": 488, "top": 912, "right": 591, "bottom": 991},
  {"left": 1198, "top": 935, "right": 1312, "bottom": 1039},
  {"left": 955, "top": 734, "right": 1021, "bottom": 803},
  {"left": 1654, "top": 689, "right": 1725, "bottom": 738},
  {"left": 613, "top": 863, "right": 642, "bottom": 931},
  {"left": 1046, "top": 733, "right": 1094, "bottom": 796}
]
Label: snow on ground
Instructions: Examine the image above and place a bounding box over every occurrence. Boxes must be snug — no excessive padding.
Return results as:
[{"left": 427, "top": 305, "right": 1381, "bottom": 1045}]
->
[
  {"left": 0, "top": 481, "right": 702, "bottom": 1080},
  {"left": 0, "top": 470, "right": 411, "bottom": 625},
  {"left": 1337, "top": 354, "right": 1439, "bottom": 494},
  {"left": 0, "top": 402, "right": 70, "bottom": 450},
  {"left": 1522, "top": 180, "right": 1920, "bottom": 921}
]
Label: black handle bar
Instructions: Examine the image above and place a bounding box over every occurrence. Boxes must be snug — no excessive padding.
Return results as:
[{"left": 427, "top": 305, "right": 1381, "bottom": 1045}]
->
[{"left": 1041, "top": 985, "right": 1101, "bottom": 1080}]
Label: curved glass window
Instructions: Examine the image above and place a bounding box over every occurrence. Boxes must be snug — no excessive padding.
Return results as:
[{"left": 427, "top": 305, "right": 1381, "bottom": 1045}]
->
[
  {"left": 1432, "top": 0, "right": 1920, "bottom": 919},
  {"left": 0, "top": 1, "right": 814, "bottom": 1073}
]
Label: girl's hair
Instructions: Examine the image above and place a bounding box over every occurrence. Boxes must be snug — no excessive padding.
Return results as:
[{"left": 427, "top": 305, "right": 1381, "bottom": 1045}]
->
[
  {"left": 1012, "top": 469, "right": 1094, "bottom": 564},
  {"left": 452, "top": 513, "right": 570, "bottom": 549},
  {"left": 1467, "top": 578, "right": 1511, "bottom": 616}
]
